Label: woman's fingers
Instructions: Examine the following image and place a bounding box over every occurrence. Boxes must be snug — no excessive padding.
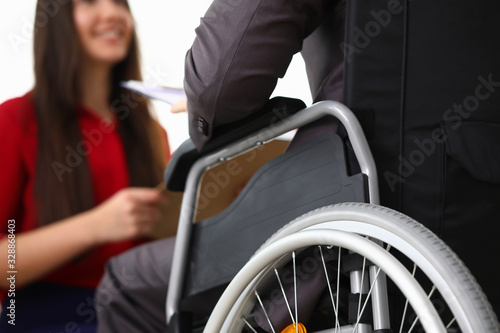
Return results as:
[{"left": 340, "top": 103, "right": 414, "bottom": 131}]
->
[
  {"left": 91, "top": 187, "right": 169, "bottom": 243},
  {"left": 170, "top": 98, "right": 187, "bottom": 113}
]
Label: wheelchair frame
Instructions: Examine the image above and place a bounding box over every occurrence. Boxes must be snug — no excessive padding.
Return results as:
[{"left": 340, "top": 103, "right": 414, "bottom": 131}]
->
[
  {"left": 166, "top": 100, "right": 378, "bottom": 322},
  {"left": 164, "top": 100, "right": 499, "bottom": 333}
]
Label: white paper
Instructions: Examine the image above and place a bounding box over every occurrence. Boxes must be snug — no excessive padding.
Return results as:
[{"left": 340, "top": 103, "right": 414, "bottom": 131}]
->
[{"left": 120, "top": 80, "right": 186, "bottom": 105}]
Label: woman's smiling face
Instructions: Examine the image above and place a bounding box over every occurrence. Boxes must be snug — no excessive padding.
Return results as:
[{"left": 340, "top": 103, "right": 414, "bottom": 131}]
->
[{"left": 73, "top": 0, "right": 134, "bottom": 66}]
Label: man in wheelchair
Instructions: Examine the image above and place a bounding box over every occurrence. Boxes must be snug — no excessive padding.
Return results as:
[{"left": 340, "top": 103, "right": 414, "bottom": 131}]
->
[{"left": 96, "top": 0, "right": 500, "bottom": 332}]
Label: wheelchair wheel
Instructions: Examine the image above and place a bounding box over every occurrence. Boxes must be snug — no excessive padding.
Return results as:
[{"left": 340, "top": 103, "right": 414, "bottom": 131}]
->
[{"left": 205, "top": 203, "right": 499, "bottom": 333}]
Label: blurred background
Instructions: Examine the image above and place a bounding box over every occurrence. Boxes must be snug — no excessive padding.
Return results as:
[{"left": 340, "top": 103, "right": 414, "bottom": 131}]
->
[{"left": 0, "top": 0, "right": 312, "bottom": 151}]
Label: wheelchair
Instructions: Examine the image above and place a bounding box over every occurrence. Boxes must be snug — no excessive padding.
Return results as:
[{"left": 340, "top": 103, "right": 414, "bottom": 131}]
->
[{"left": 161, "top": 97, "right": 499, "bottom": 333}]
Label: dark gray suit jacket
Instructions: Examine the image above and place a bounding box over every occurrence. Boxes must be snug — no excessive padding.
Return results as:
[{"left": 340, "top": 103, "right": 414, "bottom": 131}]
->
[{"left": 184, "top": 0, "right": 343, "bottom": 150}]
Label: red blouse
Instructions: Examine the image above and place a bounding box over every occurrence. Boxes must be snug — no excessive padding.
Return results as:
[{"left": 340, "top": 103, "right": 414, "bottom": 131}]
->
[{"left": 0, "top": 93, "right": 169, "bottom": 290}]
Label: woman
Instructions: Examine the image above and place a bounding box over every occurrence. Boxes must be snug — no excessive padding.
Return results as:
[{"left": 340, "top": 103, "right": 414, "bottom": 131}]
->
[{"left": 0, "top": 0, "right": 170, "bottom": 331}]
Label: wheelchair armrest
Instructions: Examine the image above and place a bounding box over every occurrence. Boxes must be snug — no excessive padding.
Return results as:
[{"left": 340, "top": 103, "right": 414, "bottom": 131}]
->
[{"left": 163, "top": 97, "right": 306, "bottom": 191}]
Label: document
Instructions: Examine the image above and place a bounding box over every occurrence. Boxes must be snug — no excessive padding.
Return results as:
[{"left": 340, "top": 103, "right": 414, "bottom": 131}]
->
[{"left": 120, "top": 80, "right": 186, "bottom": 105}]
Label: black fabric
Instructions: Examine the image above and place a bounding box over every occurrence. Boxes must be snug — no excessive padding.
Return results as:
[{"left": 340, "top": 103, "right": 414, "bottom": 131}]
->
[
  {"left": 184, "top": 131, "right": 367, "bottom": 297},
  {"left": 348, "top": 293, "right": 372, "bottom": 324},
  {"left": 341, "top": 253, "right": 374, "bottom": 273},
  {"left": 343, "top": 0, "right": 407, "bottom": 212},
  {"left": 343, "top": 0, "right": 500, "bottom": 316},
  {"left": 443, "top": 121, "right": 500, "bottom": 184},
  {"left": 0, "top": 282, "right": 96, "bottom": 333},
  {"left": 164, "top": 97, "right": 306, "bottom": 191},
  {"left": 165, "top": 313, "right": 192, "bottom": 333}
]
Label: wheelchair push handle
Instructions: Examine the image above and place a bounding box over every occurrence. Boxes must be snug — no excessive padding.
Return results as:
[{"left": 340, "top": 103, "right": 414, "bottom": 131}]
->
[{"left": 271, "top": 100, "right": 379, "bottom": 204}]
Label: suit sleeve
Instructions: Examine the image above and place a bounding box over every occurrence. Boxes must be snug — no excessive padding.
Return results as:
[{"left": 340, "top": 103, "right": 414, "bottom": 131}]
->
[{"left": 184, "top": 0, "right": 328, "bottom": 150}]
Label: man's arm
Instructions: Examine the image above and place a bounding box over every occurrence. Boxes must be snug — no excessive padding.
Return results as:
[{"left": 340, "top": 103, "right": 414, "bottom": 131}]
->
[{"left": 184, "top": 0, "right": 328, "bottom": 150}]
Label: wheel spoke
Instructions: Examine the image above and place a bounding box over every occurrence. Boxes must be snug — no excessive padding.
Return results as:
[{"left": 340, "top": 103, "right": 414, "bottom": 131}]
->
[
  {"left": 255, "top": 290, "right": 276, "bottom": 333},
  {"left": 336, "top": 247, "right": 342, "bottom": 333},
  {"left": 446, "top": 317, "right": 457, "bottom": 329},
  {"left": 242, "top": 316, "right": 258, "bottom": 333},
  {"left": 407, "top": 285, "right": 437, "bottom": 333},
  {"left": 293, "top": 251, "right": 299, "bottom": 333},
  {"left": 319, "top": 246, "right": 341, "bottom": 332},
  {"left": 351, "top": 266, "right": 381, "bottom": 333},
  {"left": 275, "top": 268, "right": 295, "bottom": 323},
  {"left": 357, "top": 256, "right": 367, "bottom": 322},
  {"left": 351, "top": 243, "right": 392, "bottom": 333},
  {"left": 399, "top": 264, "right": 418, "bottom": 333}
]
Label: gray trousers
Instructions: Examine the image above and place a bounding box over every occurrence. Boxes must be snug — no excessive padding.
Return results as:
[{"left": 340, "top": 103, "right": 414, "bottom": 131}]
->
[{"left": 96, "top": 237, "right": 175, "bottom": 333}]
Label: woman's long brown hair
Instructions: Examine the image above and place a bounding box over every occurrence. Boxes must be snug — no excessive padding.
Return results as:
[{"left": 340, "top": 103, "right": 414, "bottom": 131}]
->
[{"left": 33, "top": 0, "right": 167, "bottom": 225}]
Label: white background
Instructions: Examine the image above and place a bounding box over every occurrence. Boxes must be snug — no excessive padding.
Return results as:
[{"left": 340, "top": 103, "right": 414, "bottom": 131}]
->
[{"left": 0, "top": 0, "right": 312, "bottom": 151}]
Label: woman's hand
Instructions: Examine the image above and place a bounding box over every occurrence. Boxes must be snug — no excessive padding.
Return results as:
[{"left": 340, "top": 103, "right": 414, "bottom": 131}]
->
[
  {"left": 88, "top": 187, "right": 168, "bottom": 245},
  {"left": 170, "top": 98, "right": 187, "bottom": 113}
]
